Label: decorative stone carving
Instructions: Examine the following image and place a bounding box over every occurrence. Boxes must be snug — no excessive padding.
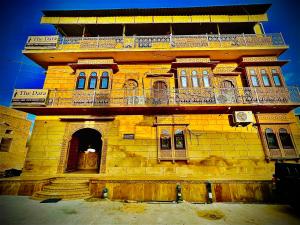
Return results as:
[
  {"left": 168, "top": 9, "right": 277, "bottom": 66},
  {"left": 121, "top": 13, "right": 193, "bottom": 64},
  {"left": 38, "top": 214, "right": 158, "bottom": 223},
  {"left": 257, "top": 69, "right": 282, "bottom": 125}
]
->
[{"left": 57, "top": 122, "right": 108, "bottom": 174}]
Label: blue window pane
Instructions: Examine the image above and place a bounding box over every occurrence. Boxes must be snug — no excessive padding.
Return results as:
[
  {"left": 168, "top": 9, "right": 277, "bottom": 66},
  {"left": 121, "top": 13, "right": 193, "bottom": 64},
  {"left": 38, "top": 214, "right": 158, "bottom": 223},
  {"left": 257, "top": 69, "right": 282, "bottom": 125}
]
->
[
  {"left": 249, "top": 69, "right": 256, "bottom": 75},
  {"left": 89, "top": 78, "right": 97, "bottom": 89},
  {"left": 192, "top": 76, "right": 199, "bottom": 87},
  {"left": 273, "top": 75, "right": 282, "bottom": 86},
  {"left": 77, "top": 78, "right": 85, "bottom": 89},
  {"left": 251, "top": 76, "right": 259, "bottom": 87},
  {"left": 102, "top": 71, "right": 109, "bottom": 77},
  {"left": 181, "top": 76, "right": 187, "bottom": 88},
  {"left": 91, "top": 72, "right": 97, "bottom": 76},
  {"left": 79, "top": 72, "right": 85, "bottom": 77},
  {"left": 101, "top": 78, "right": 109, "bottom": 89},
  {"left": 203, "top": 76, "right": 210, "bottom": 87},
  {"left": 262, "top": 75, "right": 270, "bottom": 86}
]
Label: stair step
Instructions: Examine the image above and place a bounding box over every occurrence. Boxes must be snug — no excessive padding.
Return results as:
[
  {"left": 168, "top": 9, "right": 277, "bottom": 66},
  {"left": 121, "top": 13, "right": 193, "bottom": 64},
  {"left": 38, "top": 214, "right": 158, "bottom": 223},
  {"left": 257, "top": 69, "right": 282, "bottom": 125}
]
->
[
  {"left": 51, "top": 180, "right": 89, "bottom": 185},
  {"left": 32, "top": 192, "right": 91, "bottom": 200},
  {"left": 43, "top": 186, "right": 89, "bottom": 191}
]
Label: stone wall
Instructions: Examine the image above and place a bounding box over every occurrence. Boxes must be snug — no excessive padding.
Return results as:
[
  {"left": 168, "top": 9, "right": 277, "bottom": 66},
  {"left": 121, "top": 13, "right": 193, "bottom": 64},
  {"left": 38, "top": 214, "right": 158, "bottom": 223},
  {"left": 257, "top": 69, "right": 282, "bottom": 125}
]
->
[{"left": 0, "top": 106, "right": 31, "bottom": 172}]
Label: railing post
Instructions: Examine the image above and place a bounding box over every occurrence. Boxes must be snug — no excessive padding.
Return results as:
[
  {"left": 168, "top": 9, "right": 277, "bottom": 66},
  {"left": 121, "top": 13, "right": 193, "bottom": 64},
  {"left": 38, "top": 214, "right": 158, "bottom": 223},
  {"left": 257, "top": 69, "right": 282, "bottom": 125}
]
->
[
  {"left": 280, "top": 32, "right": 286, "bottom": 46},
  {"left": 93, "top": 89, "right": 96, "bottom": 106},
  {"left": 243, "top": 33, "right": 247, "bottom": 46},
  {"left": 206, "top": 33, "right": 209, "bottom": 47},
  {"left": 52, "top": 89, "right": 57, "bottom": 106},
  {"left": 254, "top": 88, "right": 260, "bottom": 104},
  {"left": 219, "top": 33, "right": 222, "bottom": 47},
  {"left": 96, "top": 35, "right": 99, "bottom": 48}
]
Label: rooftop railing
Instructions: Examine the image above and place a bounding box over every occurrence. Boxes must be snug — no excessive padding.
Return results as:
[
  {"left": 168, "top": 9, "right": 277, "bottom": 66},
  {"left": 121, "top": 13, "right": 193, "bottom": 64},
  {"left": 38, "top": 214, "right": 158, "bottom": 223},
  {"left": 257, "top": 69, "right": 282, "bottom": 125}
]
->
[
  {"left": 27, "top": 33, "right": 285, "bottom": 50},
  {"left": 38, "top": 86, "right": 299, "bottom": 107}
]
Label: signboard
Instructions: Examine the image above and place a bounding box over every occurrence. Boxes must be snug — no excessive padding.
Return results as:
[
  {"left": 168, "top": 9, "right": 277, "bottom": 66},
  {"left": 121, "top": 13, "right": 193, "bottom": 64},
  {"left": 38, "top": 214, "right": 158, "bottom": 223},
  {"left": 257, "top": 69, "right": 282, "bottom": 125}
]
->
[
  {"left": 123, "top": 134, "right": 135, "bottom": 140},
  {"left": 25, "top": 35, "right": 59, "bottom": 49},
  {"left": 11, "top": 89, "right": 49, "bottom": 106}
]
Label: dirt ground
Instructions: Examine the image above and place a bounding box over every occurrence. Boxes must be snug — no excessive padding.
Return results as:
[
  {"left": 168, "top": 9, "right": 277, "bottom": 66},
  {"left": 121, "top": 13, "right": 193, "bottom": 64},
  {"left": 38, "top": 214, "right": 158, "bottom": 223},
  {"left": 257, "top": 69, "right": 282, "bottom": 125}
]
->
[{"left": 0, "top": 196, "right": 300, "bottom": 225}]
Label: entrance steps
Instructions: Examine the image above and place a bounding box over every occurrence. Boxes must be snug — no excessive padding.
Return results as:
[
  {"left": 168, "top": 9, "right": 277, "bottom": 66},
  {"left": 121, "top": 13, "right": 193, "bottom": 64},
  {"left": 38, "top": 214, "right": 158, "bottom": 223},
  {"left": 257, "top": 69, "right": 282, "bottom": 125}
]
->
[{"left": 32, "top": 177, "right": 91, "bottom": 200}]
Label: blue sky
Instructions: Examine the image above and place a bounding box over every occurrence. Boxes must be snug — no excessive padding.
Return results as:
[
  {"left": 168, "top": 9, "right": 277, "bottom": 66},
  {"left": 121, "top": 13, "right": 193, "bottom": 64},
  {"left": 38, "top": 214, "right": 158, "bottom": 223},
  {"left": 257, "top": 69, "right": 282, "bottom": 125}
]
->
[{"left": 0, "top": 0, "right": 299, "bottom": 121}]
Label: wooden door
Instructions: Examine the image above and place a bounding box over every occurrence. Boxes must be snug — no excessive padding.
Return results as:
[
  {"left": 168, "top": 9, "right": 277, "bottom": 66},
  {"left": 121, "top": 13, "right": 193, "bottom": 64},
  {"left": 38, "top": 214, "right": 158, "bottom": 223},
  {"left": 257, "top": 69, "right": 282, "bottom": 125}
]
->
[
  {"left": 152, "top": 81, "right": 168, "bottom": 104},
  {"left": 66, "top": 136, "right": 79, "bottom": 172}
]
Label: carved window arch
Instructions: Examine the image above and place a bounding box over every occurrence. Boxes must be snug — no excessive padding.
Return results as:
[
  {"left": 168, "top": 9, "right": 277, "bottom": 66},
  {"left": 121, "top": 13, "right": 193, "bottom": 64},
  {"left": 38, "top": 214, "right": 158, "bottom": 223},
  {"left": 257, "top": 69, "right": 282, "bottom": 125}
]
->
[
  {"left": 180, "top": 70, "right": 188, "bottom": 88},
  {"left": 191, "top": 70, "right": 199, "bottom": 88},
  {"left": 88, "top": 72, "right": 98, "bottom": 89},
  {"left": 124, "top": 79, "right": 138, "bottom": 97},
  {"left": 260, "top": 69, "right": 271, "bottom": 87},
  {"left": 100, "top": 71, "right": 109, "bottom": 89},
  {"left": 202, "top": 70, "right": 211, "bottom": 88},
  {"left": 265, "top": 128, "right": 279, "bottom": 149},
  {"left": 160, "top": 129, "right": 171, "bottom": 150},
  {"left": 76, "top": 72, "right": 86, "bottom": 89},
  {"left": 279, "top": 128, "right": 294, "bottom": 149},
  {"left": 249, "top": 69, "right": 260, "bottom": 87},
  {"left": 271, "top": 69, "right": 283, "bottom": 87},
  {"left": 174, "top": 129, "right": 185, "bottom": 149}
]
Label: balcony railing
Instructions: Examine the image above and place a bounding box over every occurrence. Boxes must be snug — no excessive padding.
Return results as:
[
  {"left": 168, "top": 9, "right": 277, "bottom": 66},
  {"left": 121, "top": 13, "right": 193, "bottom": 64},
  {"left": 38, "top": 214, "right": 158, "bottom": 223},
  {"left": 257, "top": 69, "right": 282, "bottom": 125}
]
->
[
  {"left": 40, "top": 86, "right": 299, "bottom": 107},
  {"left": 25, "top": 33, "right": 286, "bottom": 50}
]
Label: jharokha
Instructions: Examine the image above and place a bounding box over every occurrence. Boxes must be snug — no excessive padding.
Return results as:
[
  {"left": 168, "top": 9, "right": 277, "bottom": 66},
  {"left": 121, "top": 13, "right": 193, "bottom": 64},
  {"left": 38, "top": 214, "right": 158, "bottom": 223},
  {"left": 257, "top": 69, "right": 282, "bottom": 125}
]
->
[{"left": 1, "top": 3, "right": 300, "bottom": 202}]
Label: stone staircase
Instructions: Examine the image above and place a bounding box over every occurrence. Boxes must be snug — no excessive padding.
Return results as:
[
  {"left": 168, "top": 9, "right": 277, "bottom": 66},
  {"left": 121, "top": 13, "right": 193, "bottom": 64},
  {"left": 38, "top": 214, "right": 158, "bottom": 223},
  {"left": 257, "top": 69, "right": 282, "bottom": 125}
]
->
[{"left": 32, "top": 177, "right": 91, "bottom": 200}]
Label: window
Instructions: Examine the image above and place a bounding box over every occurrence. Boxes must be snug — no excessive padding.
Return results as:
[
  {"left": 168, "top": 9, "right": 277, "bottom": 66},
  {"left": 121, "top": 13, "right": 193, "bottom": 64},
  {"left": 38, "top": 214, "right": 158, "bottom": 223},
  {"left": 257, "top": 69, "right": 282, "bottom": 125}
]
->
[
  {"left": 158, "top": 126, "right": 188, "bottom": 162},
  {"left": 76, "top": 72, "right": 86, "bottom": 89},
  {"left": 279, "top": 128, "right": 294, "bottom": 149},
  {"left": 260, "top": 125, "right": 298, "bottom": 160},
  {"left": 249, "top": 69, "right": 256, "bottom": 75},
  {"left": 88, "top": 72, "right": 97, "bottom": 89},
  {"left": 0, "top": 138, "right": 12, "bottom": 152},
  {"left": 160, "top": 130, "right": 171, "bottom": 150},
  {"left": 5, "top": 130, "right": 13, "bottom": 134},
  {"left": 271, "top": 69, "right": 283, "bottom": 87},
  {"left": 180, "top": 70, "right": 187, "bottom": 88},
  {"left": 191, "top": 70, "right": 199, "bottom": 87},
  {"left": 174, "top": 130, "right": 185, "bottom": 149},
  {"left": 251, "top": 75, "right": 259, "bottom": 87},
  {"left": 202, "top": 70, "right": 210, "bottom": 88},
  {"left": 265, "top": 128, "right": 279, "bottom": 149},
  {"left": 100, "top": 71, "right": 109, "bottom": 89},
  {"left": 261, "top": 69, "right": 271, "bottom": 87}
]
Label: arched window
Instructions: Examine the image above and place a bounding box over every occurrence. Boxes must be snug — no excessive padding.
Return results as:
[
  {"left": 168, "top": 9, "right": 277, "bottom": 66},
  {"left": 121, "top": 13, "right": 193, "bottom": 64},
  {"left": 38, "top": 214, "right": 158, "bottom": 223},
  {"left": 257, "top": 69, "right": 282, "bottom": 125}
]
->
[
  {"left": 249, "top": 69, "right": 259, "bottom": 87},
  {"left": 174, "top": 129, "right": 185, "bottom": 149},
  {"left": 202, "top": 70, "right": 210, "bottom": 88},
  {"left": 271, "top": 69, "right": 282, "bottom": 87},
  {"left": 279, "top": 128, "right": 294, "bottom": 149},
  {"left": 191, "top": 70, "right": 199, "bottom": 87},
  {"left": 180, "top": 70, "right": 187, "bottom": 88},
  {"left": 124, "top": 79, "right": 138, "bottom": 96},
  {"left": 88, "top": 72, "right": 97, "bottom": 89},
  {"left": 265, "top": 128, "right": 279, "bottom": 149},
  {"left": 261, "top": 69, "right": 271, "bottom": 87},
  {"left": 100, "top": 71, "right": 109, "bottom": 89},
  {"left": 76, "top": 72, "right": 86, "bottom": 89},
  {"left": 160, "top": 130, "right": 171, "bottom": 150}
]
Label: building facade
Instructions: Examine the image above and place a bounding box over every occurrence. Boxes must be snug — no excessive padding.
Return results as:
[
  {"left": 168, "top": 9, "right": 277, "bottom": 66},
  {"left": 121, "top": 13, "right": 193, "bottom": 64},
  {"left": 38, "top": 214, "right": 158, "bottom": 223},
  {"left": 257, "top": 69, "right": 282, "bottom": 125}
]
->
[
  {"left": 2, "top": 4, "right": 300, "bottom": 201},
  {"left": 0, "top": 106, "right": 31, "bottom": 173}
]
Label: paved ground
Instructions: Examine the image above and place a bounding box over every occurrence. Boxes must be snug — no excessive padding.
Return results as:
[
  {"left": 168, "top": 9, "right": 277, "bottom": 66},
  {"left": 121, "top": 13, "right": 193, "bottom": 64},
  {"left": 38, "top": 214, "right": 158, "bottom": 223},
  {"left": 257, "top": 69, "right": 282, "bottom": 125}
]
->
[{"left": 0, "top": 196, "right": 300, "bottom": 225}]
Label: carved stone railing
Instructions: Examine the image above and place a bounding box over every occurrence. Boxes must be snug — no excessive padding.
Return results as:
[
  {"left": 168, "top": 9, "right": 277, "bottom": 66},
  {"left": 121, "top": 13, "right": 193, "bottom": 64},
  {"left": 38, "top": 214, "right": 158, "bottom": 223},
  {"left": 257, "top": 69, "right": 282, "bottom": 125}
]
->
[
  {"left": 41, "top": 86, "right": 300, "bottom": 107},
  {"left": 55, "top": 33, "right": 286, "bottom": 50}
]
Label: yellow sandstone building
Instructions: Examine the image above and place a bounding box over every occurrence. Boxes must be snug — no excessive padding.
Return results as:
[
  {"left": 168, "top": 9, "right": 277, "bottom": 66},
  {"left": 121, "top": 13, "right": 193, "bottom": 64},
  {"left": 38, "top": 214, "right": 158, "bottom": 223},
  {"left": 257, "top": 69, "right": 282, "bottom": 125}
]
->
[{"left": 1, "top": 3, "right": 300, "bottom": 201}]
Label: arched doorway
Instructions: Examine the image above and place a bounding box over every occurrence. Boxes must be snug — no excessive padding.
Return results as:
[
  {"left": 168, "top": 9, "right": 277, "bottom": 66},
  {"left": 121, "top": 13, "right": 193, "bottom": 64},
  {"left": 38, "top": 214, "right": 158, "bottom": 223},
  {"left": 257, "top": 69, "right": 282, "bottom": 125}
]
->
[
  {"left": 66, "top": 128, "right": 102, "bottom": 173},
  {"left": 152, "top": 80, "right": 168, "bottom": 104},
  {"left": 219, "top": 80, "right": 237, "bottom": 103},
  {"left": 123, "top": 79, "right": 138, "bottom": 104}
]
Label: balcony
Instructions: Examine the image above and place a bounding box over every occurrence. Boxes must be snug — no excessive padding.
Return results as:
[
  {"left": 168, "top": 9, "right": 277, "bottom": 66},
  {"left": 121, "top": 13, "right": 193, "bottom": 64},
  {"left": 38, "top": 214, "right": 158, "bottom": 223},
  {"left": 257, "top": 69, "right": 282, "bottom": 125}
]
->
[
  {"left": 23, "top": 33, "right": 288, "bottom": 66},
  {"left": 11, "top": 87, "right": 300, "bottom": 115}
]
